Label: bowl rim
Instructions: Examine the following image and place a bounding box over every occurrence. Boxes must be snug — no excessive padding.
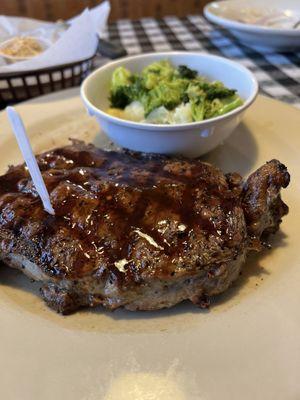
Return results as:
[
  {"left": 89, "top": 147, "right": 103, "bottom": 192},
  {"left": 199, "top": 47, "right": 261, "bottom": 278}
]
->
[
  {"left": 0, "top": 36, "right": 51, "bottom": 61},
  {"left": 204, "top": 0, "right": 300, "bottom": 36},
  {"left": 81, "top": 51, "right": 258, "bottom": 131}
]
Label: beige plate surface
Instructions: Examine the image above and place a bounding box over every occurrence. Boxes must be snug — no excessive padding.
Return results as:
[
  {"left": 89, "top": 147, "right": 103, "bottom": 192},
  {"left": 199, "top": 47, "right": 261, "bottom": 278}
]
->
[{"left": 0, "top": 89, "right": 299, "bottom": 400}]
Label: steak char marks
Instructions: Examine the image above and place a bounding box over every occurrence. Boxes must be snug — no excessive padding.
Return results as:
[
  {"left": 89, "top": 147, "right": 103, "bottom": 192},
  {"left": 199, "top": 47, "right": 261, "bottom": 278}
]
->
[{"left": 0, "top": 142, "right": 290, "bottom": 314}]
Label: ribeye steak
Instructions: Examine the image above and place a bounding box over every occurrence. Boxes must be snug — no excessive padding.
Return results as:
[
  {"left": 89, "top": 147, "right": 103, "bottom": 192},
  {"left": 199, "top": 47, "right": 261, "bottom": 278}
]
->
[{"left": 0, "top": 141, "right": 290, "bottom": 314}]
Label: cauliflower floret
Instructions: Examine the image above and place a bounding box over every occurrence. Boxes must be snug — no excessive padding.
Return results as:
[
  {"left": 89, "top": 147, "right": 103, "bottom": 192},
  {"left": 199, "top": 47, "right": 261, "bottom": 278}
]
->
[
  {"left": 170, "top": 102, "right": 193, "bottom": 124},
  {"left": 146, "top": 106, "right": 172, "bottom": 124},
  {"left": 124, "top": 101, "right": 145, "bottom": 122}
]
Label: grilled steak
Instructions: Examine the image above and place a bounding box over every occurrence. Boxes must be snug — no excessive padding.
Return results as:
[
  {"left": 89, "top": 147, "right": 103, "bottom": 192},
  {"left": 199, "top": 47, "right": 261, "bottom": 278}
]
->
[{"left": 0, "top": 141, "right": 290, "bottom": 314}]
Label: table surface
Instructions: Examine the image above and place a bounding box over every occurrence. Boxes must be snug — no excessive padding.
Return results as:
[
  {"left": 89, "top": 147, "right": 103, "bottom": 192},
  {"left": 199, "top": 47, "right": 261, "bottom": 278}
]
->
[{"left": 99, "top": 15, "right": 300, "bottom": 108}]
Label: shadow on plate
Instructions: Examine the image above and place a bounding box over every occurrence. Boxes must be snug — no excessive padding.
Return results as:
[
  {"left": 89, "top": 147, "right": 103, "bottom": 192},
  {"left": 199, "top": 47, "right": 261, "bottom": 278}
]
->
[
  {"left": 93, "top": 122, "right": 258, "bottom": 178},
  {"left": 213, "top": 230, "right": 288, "bottom": 307},
  {"left": 203, "top": 123, "right": 258, "bottom": 176}
]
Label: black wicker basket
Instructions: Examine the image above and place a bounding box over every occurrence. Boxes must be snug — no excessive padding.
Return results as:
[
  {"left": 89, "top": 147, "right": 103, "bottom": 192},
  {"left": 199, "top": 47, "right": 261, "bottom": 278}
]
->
[{"left": 0, "top": 55, "right": 95, "bottom": 109}]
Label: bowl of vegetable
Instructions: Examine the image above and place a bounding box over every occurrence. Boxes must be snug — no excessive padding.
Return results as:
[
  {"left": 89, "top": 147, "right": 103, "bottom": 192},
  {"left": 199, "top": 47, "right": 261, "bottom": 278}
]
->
[{"left": 81, "top": 52, "right": 258, "bottom": 157}]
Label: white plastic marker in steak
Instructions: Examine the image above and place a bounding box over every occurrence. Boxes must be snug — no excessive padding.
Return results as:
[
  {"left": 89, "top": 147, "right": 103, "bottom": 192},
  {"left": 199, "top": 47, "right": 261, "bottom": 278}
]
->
[{"left": 6, "top": 106, "right": 55, "bottom": 215}]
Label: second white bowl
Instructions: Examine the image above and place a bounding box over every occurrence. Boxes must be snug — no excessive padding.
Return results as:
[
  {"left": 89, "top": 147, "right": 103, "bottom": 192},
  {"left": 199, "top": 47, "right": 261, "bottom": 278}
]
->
[
  {"left": 81, "top": 52, "right": 258, "bottom": 157},
  {"left": 0, "top": 36, "right": 50, "bottom": 63}
]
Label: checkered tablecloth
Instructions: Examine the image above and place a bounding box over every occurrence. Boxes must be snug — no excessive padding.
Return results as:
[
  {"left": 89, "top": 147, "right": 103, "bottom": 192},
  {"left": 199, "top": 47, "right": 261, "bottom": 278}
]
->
[{"left": 100, "top": 15, "right": 300, "bottom": 108}]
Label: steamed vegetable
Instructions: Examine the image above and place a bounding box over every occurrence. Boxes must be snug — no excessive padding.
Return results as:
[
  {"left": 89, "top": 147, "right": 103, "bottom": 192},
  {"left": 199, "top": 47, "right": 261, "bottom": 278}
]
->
[{"left": 107, "top": 60, "right": 243, "bottom": 124}]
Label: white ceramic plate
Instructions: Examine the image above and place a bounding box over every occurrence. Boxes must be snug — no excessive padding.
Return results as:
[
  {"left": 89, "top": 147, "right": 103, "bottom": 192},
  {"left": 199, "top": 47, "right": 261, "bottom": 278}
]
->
[
  {"left": 204, "top": 0, "right": 300, "bottom": 52},
  {"left": 0, "top": 88, "right": 299, "bottom": 400}
]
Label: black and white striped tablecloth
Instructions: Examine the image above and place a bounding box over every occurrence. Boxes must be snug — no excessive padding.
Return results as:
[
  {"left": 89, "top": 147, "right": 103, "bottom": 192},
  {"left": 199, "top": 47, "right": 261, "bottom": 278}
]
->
[{"left": 100, "top": 15, "right": 300, "bottom": 108}]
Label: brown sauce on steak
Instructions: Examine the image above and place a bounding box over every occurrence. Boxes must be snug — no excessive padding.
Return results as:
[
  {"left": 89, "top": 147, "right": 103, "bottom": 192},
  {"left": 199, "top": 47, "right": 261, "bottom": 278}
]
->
[{"left": 0, "top": 142, "right": 243, "bottom": 280}]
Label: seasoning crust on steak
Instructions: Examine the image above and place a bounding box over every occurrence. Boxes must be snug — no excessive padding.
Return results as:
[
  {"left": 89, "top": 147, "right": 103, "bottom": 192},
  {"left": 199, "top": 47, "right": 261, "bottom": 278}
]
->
[{"left": 0, "top": 141, "right": 290, "bottom": 314}]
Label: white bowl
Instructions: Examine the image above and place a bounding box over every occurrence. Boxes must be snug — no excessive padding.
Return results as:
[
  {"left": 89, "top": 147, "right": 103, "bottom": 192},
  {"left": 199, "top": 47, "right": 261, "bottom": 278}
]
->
[
  {"left": 81, "top": 52, "right": 258, "bottom": 157},
  {"left": 204, "top": 0, "right": 300, "bottom": 52}
]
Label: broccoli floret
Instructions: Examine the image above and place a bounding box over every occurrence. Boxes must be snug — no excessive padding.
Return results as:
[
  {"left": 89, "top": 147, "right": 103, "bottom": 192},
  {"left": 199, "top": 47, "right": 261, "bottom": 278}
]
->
[
  {"left": 199, "top": 81, "right": 236, "bottom": 100},
  {"left": 142, "top": 81, "right": 184, "bottom": 115},
  {"left": 109, "top": 86, "right": 131, "bottom": 108},
  {"left": 142, "top": 60, "right": 174, "bottom": 89},
  {"left": 186, "top": 82, "right": 205, "bottom": 100},
  {"left": 177, "top": 65, "right": 197, "bottom": 80},
  {"left": 129, "top": 75, "right": 148, "bottom": 99},
  {"left": 205, "top": 86, "right": 236, "bottom": 100},
  {"left": 111, "top": 67, "right": 132, "bottom": 93},
  {"left": 208, "top": 96, "right": 243, "bottom": 117},
  {"left": 109, "top": 66, "right": 133, "bottom": 108},
  {"left": 191, "top": 98, "right": 206, "bottom": 121},
  {"left": 110, "top": 75, "right": 149, "bottom": 109},
  {"left": 182, "top": 93, "right": 189, "bottom": 104},
  {"left": 202, "top": 95, "right": 243, "bottom": 119},
  {"left": 203, "top": 98, "right": 223, "bottom": 119}
]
